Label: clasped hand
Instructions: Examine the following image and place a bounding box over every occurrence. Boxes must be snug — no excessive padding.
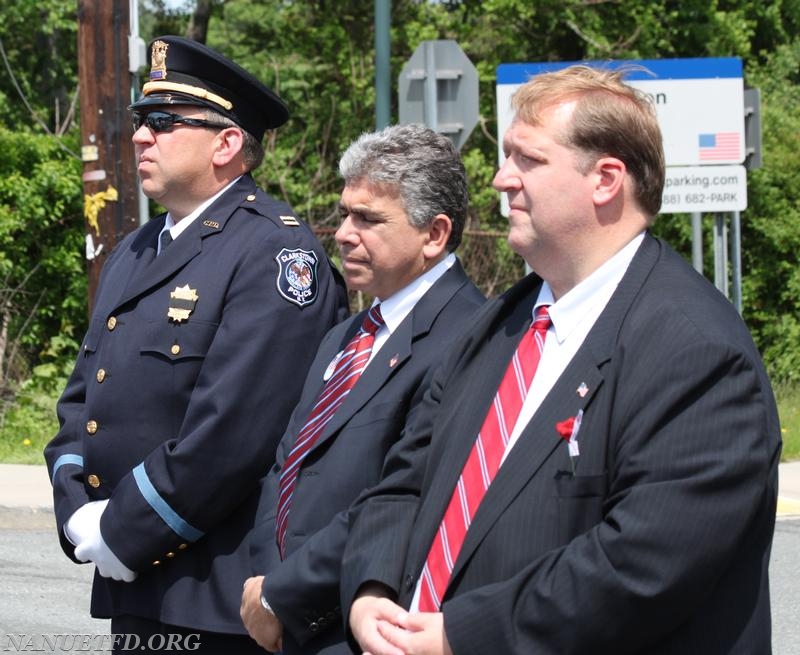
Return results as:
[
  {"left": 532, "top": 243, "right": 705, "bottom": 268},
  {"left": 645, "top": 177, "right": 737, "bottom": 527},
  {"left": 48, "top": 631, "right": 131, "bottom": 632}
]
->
[
  {"left": 65, "top": 500, "right": 137, "bottom": 582},
  {"left": 240, "top": 575, "right": 283, "bottom": 652},
  {"left": 349, "top": 590, "right": 453, "bottom": 655}
]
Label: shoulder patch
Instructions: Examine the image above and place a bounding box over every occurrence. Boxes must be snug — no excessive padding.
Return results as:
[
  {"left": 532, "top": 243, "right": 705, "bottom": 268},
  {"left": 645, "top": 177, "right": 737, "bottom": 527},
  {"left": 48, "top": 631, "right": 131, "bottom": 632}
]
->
[
  {"left": 275, "top": 248, "right": 319, "bottom": 307},
  {"left": 279, "top": 215, "right": 300, "bottom": 226}
]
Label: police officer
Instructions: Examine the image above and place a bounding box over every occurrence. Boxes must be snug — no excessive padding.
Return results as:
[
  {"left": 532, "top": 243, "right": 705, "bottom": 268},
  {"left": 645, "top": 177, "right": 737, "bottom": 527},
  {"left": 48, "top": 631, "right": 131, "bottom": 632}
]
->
[{"left": 44, "top": 35, "right": 348, "bottom": 654}]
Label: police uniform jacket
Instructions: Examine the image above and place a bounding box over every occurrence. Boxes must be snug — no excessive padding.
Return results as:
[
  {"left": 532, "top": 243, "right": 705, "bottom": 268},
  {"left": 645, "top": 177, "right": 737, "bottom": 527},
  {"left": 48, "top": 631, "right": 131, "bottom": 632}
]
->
[{"left": 44, "top": 174, "right": 349, "bottom": 634}]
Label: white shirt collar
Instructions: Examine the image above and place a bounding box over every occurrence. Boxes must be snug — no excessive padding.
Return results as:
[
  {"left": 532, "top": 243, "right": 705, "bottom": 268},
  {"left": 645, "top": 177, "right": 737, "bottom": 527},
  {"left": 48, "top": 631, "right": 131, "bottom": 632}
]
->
[
  {"left": 537, "top": 232, "right": 645, "bottom": 343},
  {"left": 159, "top": 176, "right": 242, "bottom": 241},
  {"left": 374, "top": 253, "right": 457, "bottom": 336}
]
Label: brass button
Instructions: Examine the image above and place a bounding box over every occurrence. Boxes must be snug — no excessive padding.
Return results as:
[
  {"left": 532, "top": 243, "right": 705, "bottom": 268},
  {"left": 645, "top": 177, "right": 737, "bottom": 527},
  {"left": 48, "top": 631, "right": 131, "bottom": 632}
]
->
[
  {"left": 178, "top": 543, "right": 188, "bottom": 550},
  {"left": 107, "top": 317, "right": 117, "bottom": 330},
  {"left": 171, "top": 344, "right": 181, "bottom": 355},
  {"left": 86, "top": 420, "right": 98, "bottom": 435},
  {"left": 152, "top": 560, "right": 161, "bottom": 566},
  {"left": 96, "top": 369, "right": 106, "bottom": 383},
  {"left": 246, "top": 194, "right": 256, "bottom": 201},
  {"left": 87, "top": 474, "right": 100, "bottom": 488},
  {"left": 166, "top": 551, "right": 175, "bottom": 558}
]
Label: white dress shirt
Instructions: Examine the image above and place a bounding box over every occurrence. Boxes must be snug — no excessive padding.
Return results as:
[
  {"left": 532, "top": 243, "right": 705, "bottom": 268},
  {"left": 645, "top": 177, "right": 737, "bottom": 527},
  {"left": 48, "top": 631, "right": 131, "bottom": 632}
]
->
[
  {"left": 369, "top": 252, "right": 456, "bottom": 362},
  {"left": 156, "top": 177, "right": 241, "bottom": 254}
]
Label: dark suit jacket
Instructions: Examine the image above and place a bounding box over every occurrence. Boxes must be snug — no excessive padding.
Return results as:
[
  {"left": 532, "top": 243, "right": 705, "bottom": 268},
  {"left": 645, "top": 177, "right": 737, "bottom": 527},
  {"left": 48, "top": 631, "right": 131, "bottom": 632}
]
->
[
  {"left": 44, "top": 175, "right": 349, "bottom": 633},
  {"left": 342, "top": 234, "right": 781, "bottom": 654},
  {"left": 250, "top": 260, "right": 484, "bottom": 654}
]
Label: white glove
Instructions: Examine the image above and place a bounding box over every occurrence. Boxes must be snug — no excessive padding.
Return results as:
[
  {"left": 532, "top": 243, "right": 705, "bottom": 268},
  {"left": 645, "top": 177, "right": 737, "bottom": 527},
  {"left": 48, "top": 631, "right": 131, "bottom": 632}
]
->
[
  {"left": 67, "top": 500, "right": 137, "bottom": 582},
  {"left": 64, "top": 499, "right": 108, "bottom": 546},
  {"left": 74, "top": 530, "right": 138, "bottom": 582}
]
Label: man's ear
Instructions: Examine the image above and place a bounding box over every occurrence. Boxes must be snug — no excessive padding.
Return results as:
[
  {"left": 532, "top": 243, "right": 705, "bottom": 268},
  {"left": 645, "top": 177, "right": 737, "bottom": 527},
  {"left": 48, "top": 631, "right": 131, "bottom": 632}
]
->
[
  {"left": 592, "top": 156, "right": 626, "bottom": 207},
  {"left": 422, "top": 214, "right": 453, "bottom": 260},
  {"left": 211, "top": 127, "right": 245, "bottom": 167}
]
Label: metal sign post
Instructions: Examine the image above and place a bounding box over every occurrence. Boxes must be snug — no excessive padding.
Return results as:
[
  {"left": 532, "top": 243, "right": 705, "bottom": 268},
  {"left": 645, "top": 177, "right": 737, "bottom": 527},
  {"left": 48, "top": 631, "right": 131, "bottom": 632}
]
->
[
  {"left": 495, "top": 58, "right": 758, "bottom": 311},
  {"left": 399, "top": 40, "right": 479, "bottom": 150}
]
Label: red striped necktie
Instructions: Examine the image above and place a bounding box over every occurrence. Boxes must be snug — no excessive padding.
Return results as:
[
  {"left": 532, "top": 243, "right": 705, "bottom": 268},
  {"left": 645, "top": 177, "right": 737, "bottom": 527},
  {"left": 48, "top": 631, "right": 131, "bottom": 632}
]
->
[
  {"left": 275, "top": 304, "right": 384, "bottom": 558},
  {"left": 418, "top": 305, "right": 551, "bottom": 611}
]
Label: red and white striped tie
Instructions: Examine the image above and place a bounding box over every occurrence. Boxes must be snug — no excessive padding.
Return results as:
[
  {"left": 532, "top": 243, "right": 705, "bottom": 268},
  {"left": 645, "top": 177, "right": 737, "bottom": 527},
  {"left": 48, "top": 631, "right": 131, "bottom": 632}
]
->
[
  {"left": 418, "top": 305, "right": 551, "bottom": 611},
  {"left": 275, "top": 304, "right": 384, "bottom": 558}
]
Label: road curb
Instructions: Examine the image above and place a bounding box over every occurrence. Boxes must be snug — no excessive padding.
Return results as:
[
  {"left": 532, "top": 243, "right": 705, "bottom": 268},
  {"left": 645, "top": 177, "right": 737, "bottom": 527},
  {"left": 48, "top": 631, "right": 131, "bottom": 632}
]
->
[
  {"left": 777, "top": 496, "right": 800, "bottom": 519},
  {"left": 0, "top": 505, "right": 55, "bottom": 530}
]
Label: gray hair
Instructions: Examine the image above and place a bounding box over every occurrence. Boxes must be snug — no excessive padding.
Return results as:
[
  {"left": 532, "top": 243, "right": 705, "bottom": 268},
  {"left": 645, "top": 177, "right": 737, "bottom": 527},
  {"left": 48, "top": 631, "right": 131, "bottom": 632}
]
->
[
  {"left": 202, "top": 109, "right": 265, "bottom": 171},
  {"left": 338, "top": 123, "right": 468, "bottom": 251}
]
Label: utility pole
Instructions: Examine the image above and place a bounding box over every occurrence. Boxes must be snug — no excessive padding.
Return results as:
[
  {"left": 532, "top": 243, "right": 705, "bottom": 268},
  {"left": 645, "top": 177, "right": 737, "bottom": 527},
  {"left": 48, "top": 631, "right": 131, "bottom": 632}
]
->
[
  {"left": 374, "top": 0, "right": 391, "bottom": 130},
  {"left": 77, "top": 0, "right": 140, "bottom": 312}
]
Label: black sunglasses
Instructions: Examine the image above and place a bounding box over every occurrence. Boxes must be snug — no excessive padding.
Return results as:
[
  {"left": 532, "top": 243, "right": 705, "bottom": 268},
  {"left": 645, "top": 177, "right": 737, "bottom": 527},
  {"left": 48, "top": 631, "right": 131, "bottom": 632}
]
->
[{"left": 132, "top": 111, "right": 229, "bottom": 133}]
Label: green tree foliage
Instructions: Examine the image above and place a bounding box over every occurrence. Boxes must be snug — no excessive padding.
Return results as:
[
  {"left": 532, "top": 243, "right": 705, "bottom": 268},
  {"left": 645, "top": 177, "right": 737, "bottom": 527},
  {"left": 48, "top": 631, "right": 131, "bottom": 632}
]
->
[
  {"left": 0, "top": 0, "right": 78, "bottom": 133},
  {"left": 0, "top": 126, "right": 84, "bottom": 459},
  {"left": 0, "top": 127, "right": 85, "bottom": 380},
  {"left": 1, "top": 0, "right": 800, "bottom": 449},
  {"left": 0, "top": 0, "right": 84, "bottom": 437},
  {"left": 740, "top": 42, "right": 800, "bottom": 382}
]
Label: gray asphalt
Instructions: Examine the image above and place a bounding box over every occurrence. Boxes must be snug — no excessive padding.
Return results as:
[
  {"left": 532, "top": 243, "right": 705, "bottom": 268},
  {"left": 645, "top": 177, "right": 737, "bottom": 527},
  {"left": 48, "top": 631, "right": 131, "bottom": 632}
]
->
[{"left": 1, "top": 463, "right": 798, "bottom": 653}]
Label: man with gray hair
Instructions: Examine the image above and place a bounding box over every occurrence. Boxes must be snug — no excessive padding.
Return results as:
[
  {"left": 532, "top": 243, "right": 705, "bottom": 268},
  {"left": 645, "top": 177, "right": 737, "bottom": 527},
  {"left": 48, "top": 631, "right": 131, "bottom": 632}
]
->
[{"left": 241, "top": 123, "right": 485, "bottom": 654}]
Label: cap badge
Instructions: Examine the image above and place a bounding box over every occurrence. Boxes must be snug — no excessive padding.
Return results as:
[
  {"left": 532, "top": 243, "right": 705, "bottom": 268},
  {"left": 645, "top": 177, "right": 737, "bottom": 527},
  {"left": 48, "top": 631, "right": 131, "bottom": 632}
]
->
[
  {"left": 150, "top": 40, "right": 169, "bottom": 81},
  {"left": 168, "top": 284, "right": 199, "bottom": 323},
  {"left": 276, "top": 248, "right": 319, "bottom": 307}
]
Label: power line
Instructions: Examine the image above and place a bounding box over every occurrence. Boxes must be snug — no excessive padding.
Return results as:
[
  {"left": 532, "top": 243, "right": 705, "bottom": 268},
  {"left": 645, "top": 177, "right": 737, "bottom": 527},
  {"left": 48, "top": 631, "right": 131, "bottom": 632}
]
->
[{"left": 0, "top": 36, "right": 80, "bottom": 158}]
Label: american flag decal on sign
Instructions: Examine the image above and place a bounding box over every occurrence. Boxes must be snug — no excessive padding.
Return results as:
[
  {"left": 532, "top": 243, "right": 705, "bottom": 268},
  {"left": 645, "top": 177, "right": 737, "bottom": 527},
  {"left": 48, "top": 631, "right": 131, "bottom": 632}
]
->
[{"left": 698, "top": 132, "right": 741, "bottom": 161}]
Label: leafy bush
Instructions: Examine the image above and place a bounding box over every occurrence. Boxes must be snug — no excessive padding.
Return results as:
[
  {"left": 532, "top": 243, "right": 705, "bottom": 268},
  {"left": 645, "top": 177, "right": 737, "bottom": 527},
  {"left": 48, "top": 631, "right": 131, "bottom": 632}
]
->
[{"left": 3, "top": 0, "right": 800, "bottom": 459}]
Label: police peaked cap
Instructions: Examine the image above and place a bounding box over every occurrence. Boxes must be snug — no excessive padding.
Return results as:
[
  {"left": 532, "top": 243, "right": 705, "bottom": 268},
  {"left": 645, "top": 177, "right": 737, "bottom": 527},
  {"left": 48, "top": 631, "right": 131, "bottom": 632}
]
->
[{"left": 129, "top": 35, "right": 289, "bottom": 141}]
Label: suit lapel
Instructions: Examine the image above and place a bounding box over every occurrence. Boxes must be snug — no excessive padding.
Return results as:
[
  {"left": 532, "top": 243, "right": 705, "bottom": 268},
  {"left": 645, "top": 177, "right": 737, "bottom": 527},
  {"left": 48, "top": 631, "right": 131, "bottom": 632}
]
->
[
  {"left": 93, "top": 219, "right": 161, "bottom": 316},
  {"left": 116, "top": 221, "right": 204, "bottom": 307},
  {"left": 427, "top": 234, "right": 663, "bottom": 588},
  {"left": 406, "top": 276, "right": 542, "bottom": 568},
  {"left": 309, "top": 261, "right": 473, "bottom": 451},
  {"left": 316, "top": 313, "right": 411, "bottom": 441},
  {"left": 454, "top": 347, "right": 605, "bottom": 573},
  {"left": 110, "top": 176, "right": 256, "bottom": 311}
]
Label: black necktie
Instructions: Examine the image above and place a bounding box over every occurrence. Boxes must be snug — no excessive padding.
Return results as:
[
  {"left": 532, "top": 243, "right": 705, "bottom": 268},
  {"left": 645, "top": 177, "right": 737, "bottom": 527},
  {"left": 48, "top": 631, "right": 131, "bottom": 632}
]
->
[{"left": 158, "top": 230, "right": 173, "bottom": 255}]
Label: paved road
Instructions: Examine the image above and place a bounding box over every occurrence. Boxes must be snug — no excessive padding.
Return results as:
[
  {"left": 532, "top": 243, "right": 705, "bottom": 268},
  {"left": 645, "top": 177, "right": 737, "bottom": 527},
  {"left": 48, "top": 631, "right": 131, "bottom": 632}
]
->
[
  {"left": 770, "top": 517, "right": 800, "bottom": 654},
  {"left": 0, "top": 507, "right": 798, "bottom": 653},
  {"left": 0, "top": 510, "right": 110, "bottom": 653}
]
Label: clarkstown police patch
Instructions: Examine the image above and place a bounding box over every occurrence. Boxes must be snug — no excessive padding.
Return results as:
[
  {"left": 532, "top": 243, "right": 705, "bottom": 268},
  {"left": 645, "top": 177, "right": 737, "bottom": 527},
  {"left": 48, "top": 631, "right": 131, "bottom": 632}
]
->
[{"left": 276, "top": 248, "right": 319, "bottom": 307}]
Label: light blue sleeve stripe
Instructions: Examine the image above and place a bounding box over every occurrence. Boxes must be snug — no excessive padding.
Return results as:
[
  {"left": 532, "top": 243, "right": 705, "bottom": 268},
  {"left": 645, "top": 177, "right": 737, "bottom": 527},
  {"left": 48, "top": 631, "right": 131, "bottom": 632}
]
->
[
  {"left": 133, "top": 463, "right": 204, "bottom": 542},
  {"left": 51, "top": 454, "right": 84, "bottom": 482}
]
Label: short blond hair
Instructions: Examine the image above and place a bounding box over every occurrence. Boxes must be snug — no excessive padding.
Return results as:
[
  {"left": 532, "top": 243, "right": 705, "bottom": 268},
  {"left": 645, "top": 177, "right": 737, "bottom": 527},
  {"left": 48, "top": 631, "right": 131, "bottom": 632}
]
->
[{"left": 512, "top": 65, "right": 665, "bottom": 219}]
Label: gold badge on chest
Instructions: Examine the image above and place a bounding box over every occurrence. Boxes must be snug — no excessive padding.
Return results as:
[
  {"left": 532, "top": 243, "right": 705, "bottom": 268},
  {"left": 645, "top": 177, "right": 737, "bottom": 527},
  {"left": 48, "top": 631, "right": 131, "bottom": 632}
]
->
[{"left": 168, "top": 284, "right": 199, "bottom": 323}]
